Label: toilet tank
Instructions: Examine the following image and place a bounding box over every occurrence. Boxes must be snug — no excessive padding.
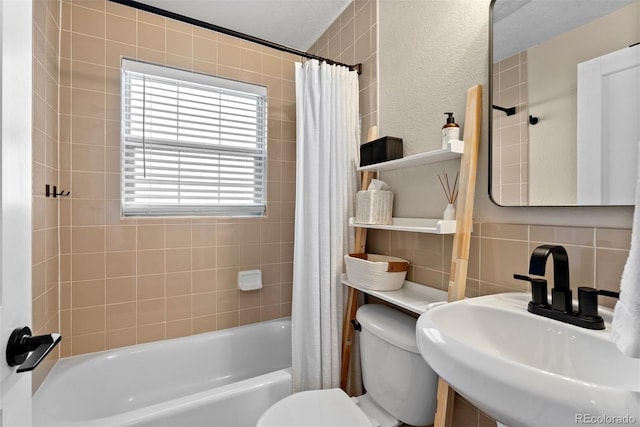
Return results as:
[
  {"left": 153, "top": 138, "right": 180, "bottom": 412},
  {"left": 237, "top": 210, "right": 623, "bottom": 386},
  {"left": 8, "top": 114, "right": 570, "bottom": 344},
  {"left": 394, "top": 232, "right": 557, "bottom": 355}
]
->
[{"left": 356, "top": 304, "right": 439, "bottom": 427}]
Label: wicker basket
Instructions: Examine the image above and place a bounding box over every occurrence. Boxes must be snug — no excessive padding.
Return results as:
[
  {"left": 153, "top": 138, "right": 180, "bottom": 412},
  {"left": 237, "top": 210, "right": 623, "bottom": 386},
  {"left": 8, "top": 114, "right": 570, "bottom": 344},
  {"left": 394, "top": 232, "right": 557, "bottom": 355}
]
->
[{"left": 344, "top": 253, "right": 409, "bottom": 291}]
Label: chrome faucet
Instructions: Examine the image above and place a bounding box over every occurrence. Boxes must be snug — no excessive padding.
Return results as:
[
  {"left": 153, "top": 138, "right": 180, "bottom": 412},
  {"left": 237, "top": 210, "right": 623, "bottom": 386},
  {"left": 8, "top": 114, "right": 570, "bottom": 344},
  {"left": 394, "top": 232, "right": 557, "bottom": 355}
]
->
[{"left": 514, "top": 244, "right": 618, "bottom": 330}]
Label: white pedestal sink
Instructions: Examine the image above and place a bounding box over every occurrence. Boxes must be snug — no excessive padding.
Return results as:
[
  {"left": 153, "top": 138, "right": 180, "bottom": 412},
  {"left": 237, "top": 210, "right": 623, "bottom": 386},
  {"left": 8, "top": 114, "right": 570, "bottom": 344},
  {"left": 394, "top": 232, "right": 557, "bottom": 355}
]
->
[{"left": 416, "top": 293, "right": 640, "bottom": 427}]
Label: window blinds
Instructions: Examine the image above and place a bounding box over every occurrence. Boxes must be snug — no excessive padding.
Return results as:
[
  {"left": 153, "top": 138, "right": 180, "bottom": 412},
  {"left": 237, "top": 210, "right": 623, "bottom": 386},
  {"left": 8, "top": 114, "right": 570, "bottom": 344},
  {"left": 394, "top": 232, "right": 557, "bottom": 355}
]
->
[{"left": 121, "top": 59, "right": 268, "bottom": 217}]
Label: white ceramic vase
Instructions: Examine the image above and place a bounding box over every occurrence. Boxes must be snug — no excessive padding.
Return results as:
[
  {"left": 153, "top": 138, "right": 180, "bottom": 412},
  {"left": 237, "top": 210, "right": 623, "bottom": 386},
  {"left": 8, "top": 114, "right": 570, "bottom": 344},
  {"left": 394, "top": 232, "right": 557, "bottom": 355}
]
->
[{"left": 443, "top": 203, "right": 456, "bottom": 220}]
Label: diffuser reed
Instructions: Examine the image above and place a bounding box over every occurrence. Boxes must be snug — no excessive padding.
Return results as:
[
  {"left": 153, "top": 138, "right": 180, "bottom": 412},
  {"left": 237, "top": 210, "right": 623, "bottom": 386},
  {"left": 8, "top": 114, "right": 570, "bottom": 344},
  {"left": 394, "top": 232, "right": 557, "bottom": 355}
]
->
[{"left": 437, "top": 171, "right": 459, "bottom": 204}]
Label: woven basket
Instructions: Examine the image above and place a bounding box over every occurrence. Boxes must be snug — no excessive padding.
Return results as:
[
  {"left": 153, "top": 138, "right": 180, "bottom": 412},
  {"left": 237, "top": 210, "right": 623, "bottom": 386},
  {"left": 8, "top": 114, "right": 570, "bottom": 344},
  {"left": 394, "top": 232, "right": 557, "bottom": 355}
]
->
[{"left": 344, "top": 253, "right": 409, "bottom": 291}]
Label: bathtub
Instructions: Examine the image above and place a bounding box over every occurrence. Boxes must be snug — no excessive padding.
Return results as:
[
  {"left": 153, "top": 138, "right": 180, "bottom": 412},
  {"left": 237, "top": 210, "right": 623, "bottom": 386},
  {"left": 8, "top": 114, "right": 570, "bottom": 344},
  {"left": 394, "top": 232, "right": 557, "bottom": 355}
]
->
[{"left": 33, "top": 318, "right": 292, "bottom": 427}]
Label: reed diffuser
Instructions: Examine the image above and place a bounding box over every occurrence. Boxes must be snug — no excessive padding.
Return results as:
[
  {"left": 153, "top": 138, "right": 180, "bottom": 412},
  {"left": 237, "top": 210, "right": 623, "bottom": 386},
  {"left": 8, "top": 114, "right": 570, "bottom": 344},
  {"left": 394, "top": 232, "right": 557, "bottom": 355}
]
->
[{"left": 437, "top": 171, "right": 459, "bottom": 220}]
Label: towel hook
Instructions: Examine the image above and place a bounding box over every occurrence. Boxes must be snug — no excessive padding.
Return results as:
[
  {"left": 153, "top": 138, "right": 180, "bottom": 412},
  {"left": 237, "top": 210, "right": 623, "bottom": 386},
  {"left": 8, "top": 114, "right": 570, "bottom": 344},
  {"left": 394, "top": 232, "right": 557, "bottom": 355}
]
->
[
  {"left": 492, "top": 105, "right": 516, "bottom": 116},
  {"left": 45, "top": 184, "right": 70, "bottom": 198}
]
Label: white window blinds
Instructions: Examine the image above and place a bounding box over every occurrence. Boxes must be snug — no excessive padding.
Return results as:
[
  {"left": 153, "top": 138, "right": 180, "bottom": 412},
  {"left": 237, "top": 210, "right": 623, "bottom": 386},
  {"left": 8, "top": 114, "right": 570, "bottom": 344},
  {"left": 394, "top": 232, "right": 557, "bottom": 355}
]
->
[{"left": 121, "top": 59, "right": 268, "bottom": 217}]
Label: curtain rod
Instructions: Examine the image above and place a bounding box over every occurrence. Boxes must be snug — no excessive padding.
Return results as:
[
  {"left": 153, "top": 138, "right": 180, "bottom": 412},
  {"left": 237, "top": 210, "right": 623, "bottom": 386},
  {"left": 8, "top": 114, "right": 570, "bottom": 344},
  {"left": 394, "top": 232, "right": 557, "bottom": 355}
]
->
[{"left": 108, "top": 0, "right": 362, "bottom": 75}]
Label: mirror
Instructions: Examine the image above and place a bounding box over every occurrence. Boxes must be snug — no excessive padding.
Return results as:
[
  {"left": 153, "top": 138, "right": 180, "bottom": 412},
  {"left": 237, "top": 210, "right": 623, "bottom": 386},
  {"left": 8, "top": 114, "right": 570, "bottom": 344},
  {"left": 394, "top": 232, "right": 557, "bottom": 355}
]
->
[{"left": 490, "top": 0, "right": 640, "bottom": 206}]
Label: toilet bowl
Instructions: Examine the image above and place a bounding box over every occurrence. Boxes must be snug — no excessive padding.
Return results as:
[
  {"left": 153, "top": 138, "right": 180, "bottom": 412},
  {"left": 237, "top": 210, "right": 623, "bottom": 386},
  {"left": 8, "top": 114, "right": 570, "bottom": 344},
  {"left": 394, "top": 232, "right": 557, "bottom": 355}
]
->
[
  {"left": 255, "top": 389, "right": 376, "bottom": 427},
  {"left": 256, "top": 304, "right": 439, "bottom": 427}
]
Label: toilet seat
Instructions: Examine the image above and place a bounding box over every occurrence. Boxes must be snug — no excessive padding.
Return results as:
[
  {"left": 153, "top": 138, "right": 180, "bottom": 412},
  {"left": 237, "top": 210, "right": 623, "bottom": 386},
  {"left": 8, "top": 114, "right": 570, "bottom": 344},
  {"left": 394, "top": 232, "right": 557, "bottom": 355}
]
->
[{"left": 256, "top": 389, "right": 373, "bottom": 427}]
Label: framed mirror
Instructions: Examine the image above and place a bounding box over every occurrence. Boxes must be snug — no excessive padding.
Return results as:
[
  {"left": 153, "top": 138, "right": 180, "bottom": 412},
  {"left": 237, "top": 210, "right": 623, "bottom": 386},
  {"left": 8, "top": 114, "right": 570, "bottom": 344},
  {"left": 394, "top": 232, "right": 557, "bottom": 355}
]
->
[{"left": 489, "top": 0, "right": 640, "bottom": 206}]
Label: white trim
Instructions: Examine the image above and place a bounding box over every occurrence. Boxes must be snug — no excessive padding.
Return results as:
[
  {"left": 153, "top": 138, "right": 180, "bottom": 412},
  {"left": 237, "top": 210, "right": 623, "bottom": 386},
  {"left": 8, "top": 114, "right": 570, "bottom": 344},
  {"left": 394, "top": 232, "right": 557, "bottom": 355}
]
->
[{"left": 1, "top": 0, "right": 33, "bottom": 423}]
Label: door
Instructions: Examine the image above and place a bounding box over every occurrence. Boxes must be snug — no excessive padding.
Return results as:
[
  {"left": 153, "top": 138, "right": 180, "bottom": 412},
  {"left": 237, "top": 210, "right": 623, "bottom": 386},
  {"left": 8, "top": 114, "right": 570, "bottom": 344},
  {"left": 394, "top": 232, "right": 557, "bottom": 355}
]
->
[
  {"left": 1, "top": 0, "right": 33, "bottom": 425},
  {"left": 577, "top": 44, "right": 640, "bottom": 205}
]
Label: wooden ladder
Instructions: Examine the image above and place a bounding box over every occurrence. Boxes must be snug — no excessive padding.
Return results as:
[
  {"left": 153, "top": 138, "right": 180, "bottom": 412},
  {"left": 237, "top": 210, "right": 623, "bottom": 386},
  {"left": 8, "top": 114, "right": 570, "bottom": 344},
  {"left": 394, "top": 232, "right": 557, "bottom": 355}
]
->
[{"left": 339, "top": 85, "right": 483, "bottom": 427}]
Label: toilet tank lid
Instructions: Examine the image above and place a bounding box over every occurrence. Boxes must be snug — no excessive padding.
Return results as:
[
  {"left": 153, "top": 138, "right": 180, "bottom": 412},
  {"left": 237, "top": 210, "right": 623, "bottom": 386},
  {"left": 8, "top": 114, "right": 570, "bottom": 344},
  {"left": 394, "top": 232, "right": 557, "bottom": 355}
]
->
[{"left": 356, "top": 304, "right": 419, "bottom": 353}]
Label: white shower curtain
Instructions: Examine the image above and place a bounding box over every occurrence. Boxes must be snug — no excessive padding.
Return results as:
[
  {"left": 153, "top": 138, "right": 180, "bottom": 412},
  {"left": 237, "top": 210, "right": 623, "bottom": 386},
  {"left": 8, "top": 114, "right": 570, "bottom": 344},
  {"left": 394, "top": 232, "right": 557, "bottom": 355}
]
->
[{"left": 292, "top": 60, "right": 360, "bottom": 391}]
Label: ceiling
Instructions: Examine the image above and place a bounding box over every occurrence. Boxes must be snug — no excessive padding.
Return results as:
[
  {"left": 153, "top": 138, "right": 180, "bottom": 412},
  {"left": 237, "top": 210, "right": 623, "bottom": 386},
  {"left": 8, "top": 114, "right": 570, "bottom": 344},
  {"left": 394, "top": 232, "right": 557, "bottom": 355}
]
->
[
  {"left": 493, "top": 0, "right": 635, "bottom": 62},
  {"left": 133, "top": 0, "right": 352, "bottom": 51},
  {"left": 131, "top": 1, "right": 638, "bottom": 62}
]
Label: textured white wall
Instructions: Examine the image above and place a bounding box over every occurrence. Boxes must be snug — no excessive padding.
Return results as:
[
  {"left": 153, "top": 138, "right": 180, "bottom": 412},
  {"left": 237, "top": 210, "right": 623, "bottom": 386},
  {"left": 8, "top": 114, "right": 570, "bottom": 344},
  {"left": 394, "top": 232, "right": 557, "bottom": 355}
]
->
[{"left": 378, "top": 0, "right": 633, "bottom": 228}]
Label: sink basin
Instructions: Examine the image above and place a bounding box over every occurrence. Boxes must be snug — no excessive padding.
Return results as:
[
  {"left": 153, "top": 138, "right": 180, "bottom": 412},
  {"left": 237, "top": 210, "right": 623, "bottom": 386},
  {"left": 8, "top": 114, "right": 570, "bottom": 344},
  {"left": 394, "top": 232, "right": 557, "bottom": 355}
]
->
[{"left": 417, "top": 293, "right": 640, "bottom": 427}]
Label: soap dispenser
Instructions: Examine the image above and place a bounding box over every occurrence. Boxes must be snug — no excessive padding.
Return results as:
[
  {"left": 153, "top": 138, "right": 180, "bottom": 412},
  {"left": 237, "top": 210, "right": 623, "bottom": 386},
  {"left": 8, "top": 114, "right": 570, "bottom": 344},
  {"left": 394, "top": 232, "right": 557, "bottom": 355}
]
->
[{"left": 442, "top": 112, "right": 460, "bottom": 149}]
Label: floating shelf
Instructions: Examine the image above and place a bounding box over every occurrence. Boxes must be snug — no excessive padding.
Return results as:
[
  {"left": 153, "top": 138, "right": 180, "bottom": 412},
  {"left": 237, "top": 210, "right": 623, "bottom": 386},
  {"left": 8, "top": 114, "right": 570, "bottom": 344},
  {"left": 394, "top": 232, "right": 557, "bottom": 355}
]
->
[
  {"left": 341, "top": 274, "right": 448, "bottom": 314},
  {"left": 349, "top": 217, "right": 456, "bottom": 234},
  {"left": 357, "top": 139, "right": 464, "bottom": 172}
]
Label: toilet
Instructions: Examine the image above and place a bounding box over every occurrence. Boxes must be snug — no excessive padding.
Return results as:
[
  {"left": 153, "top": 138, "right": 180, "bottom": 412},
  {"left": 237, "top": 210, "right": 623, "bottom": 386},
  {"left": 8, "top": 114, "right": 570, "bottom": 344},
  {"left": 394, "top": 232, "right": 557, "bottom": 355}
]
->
[{"left": 256, "top": 304, "right": 439, "bottom": 427}]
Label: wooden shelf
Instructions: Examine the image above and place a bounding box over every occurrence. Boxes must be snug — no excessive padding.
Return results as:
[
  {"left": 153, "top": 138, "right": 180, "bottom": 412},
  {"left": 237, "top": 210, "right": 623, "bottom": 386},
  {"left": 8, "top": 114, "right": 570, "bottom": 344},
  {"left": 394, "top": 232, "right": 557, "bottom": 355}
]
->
[
  {"left": 341, "top": 274, "right": 448, "bottom": 314},
  {"left": 357, "top": 139, "right": 464, "bottom": 172},
  {"left": 341, "top": 85, "right": 482, "bottom": 419},
  {"left": 349, "top": 217, "right": 456, "bottom": 234}
]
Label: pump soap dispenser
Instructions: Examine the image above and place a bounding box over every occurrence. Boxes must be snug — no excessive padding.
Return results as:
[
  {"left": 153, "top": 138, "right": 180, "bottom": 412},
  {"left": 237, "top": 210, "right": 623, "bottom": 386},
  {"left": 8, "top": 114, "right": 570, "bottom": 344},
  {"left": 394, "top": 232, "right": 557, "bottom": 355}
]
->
[{"left": 442, "top": 112, "right": 460, "bottom": 149}]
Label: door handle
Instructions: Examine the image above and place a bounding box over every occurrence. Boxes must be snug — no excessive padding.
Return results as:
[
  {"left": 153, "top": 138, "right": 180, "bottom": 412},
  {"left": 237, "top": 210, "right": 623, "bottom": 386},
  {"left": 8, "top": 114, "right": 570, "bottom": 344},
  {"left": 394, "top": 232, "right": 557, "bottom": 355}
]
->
[{"left": 6, "top": 326, "right": 61, "bottom": 373}]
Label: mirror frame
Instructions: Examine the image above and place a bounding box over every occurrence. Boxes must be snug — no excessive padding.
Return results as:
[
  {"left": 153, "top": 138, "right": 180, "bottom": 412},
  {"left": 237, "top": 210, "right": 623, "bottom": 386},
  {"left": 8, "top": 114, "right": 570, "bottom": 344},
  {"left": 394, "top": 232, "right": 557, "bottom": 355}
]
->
[
  {"left": 487, "top": 0, "right": 635, "bottom": 208},
  {"left": 488, "top": 0, "right": 500, "bottom": 206}
]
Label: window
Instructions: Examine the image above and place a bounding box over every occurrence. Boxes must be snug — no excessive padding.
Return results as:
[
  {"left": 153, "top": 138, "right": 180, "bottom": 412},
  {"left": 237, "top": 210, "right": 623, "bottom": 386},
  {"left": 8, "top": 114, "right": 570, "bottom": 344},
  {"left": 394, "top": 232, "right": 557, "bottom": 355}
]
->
[{"left": 121, "top": 59, "right": 267, "bottom": 217}]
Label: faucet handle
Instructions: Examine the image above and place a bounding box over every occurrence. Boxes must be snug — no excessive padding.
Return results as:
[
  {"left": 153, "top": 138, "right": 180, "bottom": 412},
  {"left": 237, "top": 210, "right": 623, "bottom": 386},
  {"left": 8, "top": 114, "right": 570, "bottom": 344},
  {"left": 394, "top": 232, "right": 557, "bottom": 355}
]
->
[
  {"left": 6, "top": 327, "right": 62, "bottom": 373},
  {"left": 598, "top": 289, "right": 620, "bottom": 299},
  {"left": 578, "top": 287, "right": 620, "bottom": 318},
  {"left": 514, "top": 274, "right": 549, "bottom": 306}
]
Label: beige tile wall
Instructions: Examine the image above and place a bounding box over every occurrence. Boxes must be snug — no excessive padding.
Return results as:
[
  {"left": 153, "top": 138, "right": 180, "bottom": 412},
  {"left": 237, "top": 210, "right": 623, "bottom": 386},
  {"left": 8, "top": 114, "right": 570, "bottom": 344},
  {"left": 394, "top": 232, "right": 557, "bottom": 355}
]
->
[
  {"left": 368, "top": 224, "right": 629, "bottom": 305},
  {"left": 452, "top": 394, "right": 496, "bottom": 427},
  {"left": 57, "top": 0, "right": 297, "bottom": 357},
  {"left": 32, "top": 0, "right": 61, "bottom": 391},
  {"left": 308, "top": 0, "right": 378, "bottom": 143},
  {"left": 492, "top": 51, "right": 529, "bottom": 205}
]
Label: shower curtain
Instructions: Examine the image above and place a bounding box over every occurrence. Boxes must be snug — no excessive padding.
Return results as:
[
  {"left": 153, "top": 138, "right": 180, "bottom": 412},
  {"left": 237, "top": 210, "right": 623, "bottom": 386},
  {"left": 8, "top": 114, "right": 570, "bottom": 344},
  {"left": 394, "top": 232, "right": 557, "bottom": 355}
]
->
[{"left": 292, "top": 60, "right": 360, "bottom": 391}]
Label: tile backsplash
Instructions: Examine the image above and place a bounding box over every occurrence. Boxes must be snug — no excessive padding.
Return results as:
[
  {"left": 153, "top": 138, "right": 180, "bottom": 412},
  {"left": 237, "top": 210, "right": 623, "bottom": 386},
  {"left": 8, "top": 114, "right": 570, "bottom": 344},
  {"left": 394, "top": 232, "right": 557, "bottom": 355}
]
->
[{"left": 368, "top": 223, "right": 629, "bottom": 305}]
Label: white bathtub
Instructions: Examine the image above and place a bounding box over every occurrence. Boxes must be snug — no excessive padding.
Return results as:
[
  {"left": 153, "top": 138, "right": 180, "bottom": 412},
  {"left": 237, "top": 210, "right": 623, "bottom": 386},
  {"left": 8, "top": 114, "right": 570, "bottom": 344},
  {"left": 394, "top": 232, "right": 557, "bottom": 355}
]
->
[{"left": 33, "top": 318, "right": 292, "bottom": 427}]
